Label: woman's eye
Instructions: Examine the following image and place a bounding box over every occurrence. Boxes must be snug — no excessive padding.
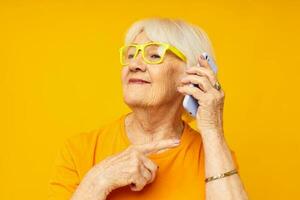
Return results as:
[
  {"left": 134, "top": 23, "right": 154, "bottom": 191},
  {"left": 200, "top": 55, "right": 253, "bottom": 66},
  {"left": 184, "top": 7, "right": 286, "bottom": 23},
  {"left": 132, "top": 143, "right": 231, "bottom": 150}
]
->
[
  {"left": 127, "top": 54, "right": 134, "bottom": 59},
  {"left": 150, "top": 54, "right": 161, "bottom": 59}
]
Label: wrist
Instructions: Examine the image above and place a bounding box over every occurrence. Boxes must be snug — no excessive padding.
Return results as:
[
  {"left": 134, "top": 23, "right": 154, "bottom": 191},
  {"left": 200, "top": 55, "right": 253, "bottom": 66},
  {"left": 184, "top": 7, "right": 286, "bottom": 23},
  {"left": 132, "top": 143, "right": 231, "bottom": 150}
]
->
[
  {"left": 96, "top": 178, "right": 113, "bottom": 197},
  {"left": 72, "top": 172, "right": 112, "bottom": 200},
  {"left": 88, "top": 172, "right": 113, "bottom": 199}
]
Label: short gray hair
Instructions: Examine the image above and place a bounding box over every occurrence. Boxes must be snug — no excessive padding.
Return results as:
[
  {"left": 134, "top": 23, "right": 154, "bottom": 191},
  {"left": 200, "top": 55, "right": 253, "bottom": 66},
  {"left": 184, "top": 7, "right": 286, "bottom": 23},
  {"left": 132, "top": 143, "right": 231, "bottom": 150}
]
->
[{"left": 124, "top": 17, "right": 217, "bottom": 68}]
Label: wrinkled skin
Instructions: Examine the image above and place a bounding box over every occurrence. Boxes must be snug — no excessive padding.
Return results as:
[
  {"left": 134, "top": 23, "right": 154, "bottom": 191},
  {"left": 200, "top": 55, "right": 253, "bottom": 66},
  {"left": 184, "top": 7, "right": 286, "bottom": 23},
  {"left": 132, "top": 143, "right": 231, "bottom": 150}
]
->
[
  {"left": 121, "top": 31, "right": 186, "bottom": 110},
  {"left": 71, "top": 30, "right": 229, "bottom": 200}
]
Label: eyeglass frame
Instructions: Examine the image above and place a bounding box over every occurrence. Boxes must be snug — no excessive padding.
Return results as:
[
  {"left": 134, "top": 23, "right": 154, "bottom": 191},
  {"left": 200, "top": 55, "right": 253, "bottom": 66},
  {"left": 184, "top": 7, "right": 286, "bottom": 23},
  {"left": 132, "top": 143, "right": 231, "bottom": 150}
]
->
[{"left": 119, "top": 41, "right": 187, "bottom": 65}]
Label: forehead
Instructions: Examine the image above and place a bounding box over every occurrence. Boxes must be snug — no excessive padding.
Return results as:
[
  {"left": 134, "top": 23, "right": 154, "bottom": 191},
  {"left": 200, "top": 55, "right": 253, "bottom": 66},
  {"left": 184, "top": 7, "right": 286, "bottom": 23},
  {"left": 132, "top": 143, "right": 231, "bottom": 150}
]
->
[{"left": 132, "top": 31, "right": 152, "bottom": 44}]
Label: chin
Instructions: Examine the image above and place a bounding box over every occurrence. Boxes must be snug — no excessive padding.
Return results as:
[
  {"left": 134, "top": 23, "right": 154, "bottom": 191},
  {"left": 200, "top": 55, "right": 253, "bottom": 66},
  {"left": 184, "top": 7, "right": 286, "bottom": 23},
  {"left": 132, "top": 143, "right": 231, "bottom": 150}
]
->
[
  {"left": 122, "top": 85, "right": 173, "bottom": 107},
  {"left": 123, "top": 93, "right": 160, "bottom": 108},
  {"left": 124, "top": 96, "right": 147, "bottom": 107}
]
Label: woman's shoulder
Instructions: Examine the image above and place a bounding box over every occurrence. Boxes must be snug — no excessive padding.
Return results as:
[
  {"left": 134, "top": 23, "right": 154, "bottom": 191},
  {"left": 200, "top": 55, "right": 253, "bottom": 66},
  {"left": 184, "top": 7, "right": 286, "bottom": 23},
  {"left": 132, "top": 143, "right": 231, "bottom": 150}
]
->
[
  {"left": 64, "top": 128, "right": 102, "bottom": 150},
  {"left": 65, "top": 115, "right": 124, "bottom": 150}
]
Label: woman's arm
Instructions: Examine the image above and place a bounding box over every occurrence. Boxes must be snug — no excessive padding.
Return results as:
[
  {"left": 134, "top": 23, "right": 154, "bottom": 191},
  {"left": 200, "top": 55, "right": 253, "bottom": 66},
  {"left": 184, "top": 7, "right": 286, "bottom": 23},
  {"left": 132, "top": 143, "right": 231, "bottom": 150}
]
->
[
  {"left": 70, "top": 139, "right": 180, "bottom": 200},
  {"left": 201, "top": 129, "right": 248, "bottom": 200},
  {"left": 177, "top": 54, "right": 249, "bottom": 200}
]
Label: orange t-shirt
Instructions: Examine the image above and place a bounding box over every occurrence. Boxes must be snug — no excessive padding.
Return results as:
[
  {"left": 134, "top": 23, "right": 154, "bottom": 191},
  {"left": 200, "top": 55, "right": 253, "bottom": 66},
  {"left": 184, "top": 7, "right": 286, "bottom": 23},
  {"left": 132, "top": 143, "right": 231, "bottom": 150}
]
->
[{"left": 48, "top": 113, "right": 238, "bottom": 200}]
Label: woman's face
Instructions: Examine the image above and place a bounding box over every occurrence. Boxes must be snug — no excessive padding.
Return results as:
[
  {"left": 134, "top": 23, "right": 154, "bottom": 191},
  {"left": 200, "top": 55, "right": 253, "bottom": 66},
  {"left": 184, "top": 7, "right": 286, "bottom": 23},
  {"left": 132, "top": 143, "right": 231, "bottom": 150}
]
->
[{"left": 121, "top": 31, "right": 186, "bottom": 108}]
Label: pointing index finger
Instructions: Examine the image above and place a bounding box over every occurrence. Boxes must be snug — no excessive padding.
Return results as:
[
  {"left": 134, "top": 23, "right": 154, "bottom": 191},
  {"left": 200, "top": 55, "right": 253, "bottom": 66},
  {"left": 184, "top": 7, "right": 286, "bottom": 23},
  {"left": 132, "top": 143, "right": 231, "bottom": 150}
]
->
[{"left": 135, "top": 139, "right": 180, "bottom": 155}]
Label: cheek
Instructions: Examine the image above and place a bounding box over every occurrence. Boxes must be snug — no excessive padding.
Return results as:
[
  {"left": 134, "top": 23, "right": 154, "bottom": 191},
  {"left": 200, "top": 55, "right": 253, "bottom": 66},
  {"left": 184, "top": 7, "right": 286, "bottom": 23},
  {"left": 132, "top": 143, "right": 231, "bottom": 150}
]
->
[
  {"left": 159, "top": 63, "right": 184, "bottom": 87},
  {"left": 121, "top": 67, "right": 128, "bottom": 85},
  {"left": 152, "top": 63, "right": 184, "bottom": 94}
]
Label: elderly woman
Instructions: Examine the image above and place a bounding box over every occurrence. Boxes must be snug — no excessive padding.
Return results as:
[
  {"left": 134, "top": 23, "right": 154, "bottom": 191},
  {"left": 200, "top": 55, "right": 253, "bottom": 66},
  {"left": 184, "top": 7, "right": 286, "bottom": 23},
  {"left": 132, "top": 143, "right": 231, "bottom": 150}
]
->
[{"left": 48, "top": 18, "right": 248, "bottom": 200}]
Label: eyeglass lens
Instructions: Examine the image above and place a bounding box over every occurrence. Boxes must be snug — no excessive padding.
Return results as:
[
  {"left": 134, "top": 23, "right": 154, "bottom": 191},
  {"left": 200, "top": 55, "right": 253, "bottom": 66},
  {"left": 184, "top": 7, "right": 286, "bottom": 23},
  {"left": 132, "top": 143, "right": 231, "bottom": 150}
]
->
[{"left": 122, "top": 44, "right": 166, "bottom": 64}]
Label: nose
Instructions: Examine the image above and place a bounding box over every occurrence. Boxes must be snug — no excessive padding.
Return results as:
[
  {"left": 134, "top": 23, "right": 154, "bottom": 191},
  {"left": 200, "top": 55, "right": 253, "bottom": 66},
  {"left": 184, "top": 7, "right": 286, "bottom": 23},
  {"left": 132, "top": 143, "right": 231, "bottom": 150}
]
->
[{"left": 128, "top": 50, "right": 147, "bottom": 72}]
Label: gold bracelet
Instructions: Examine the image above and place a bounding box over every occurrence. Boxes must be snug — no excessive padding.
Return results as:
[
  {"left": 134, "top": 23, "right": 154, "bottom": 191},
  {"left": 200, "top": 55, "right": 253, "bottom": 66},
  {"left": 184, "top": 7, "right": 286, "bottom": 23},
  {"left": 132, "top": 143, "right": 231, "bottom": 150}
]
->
[{"left": 205, "top": 169, "right": 238, "bottom": 183}]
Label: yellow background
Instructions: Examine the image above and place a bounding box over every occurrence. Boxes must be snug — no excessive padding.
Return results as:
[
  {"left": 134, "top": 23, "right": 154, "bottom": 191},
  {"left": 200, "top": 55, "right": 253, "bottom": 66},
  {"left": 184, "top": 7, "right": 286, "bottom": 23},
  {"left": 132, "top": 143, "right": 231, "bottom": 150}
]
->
[{"left": 0, "top": 0, "right": 299, "bottom": 199}]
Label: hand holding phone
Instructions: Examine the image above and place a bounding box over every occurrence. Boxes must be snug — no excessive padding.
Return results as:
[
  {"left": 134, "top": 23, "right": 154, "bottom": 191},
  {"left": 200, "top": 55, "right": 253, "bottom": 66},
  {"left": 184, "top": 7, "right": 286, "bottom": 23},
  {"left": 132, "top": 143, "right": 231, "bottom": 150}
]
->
[{"left": 182, "top": 52, "right": 218, "bottom": 117}]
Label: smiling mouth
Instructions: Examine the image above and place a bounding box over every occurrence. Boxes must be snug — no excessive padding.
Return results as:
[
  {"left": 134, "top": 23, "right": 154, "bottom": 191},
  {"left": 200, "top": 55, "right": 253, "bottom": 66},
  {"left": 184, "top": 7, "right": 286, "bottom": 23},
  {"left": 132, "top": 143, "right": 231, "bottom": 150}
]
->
[{"left": 128, "top": 78, "right": 151, "bottom": 84}]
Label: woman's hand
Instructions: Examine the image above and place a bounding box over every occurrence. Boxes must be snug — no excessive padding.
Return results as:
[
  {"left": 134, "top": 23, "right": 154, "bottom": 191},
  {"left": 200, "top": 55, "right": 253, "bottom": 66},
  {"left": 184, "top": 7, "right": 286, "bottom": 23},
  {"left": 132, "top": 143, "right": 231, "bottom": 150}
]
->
[
  {"left": 177, "top": 55, "right": 249, "bottom": 200},
  {"left": 71, "top": 139, "right": 180, "bottom": 200},
  {"left": 177, "top": 55, "right": 225, "bottom": 135}
]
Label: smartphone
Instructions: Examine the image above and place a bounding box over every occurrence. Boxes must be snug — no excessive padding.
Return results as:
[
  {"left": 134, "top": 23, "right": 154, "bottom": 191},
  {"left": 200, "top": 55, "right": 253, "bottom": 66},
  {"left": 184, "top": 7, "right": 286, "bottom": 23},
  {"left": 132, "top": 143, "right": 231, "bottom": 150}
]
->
[{"left": 182, "top": 52, "right": 218, "bottom": 117}]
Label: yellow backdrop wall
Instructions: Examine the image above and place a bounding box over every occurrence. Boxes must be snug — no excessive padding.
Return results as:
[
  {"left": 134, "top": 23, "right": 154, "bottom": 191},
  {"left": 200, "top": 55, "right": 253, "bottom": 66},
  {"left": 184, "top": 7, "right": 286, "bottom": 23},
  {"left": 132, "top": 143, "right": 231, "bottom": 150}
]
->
[{"left": 0, "top": 0, "right": 299, "bottom": 199}]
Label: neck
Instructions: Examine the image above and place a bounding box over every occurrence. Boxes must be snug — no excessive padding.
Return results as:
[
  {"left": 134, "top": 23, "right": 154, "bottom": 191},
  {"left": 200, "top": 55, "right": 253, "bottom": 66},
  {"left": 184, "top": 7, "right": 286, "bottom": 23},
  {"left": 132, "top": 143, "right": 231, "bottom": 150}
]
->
[{"left": 125, "top": 101, "right": 185, "bottom": 145}]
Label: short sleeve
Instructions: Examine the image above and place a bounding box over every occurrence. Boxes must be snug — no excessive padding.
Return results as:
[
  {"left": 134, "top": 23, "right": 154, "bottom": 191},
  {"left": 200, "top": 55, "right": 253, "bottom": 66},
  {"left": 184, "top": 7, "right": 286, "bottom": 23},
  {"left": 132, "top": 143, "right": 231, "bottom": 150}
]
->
[{"left": 48, "top": 139, "right": 80, "bottom": 200}]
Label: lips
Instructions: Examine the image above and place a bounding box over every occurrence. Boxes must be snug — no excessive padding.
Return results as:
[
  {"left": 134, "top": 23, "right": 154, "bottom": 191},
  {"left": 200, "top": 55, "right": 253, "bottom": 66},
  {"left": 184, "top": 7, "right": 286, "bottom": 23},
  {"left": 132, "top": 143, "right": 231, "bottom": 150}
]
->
[{"left": 128, "top": 78, "right": 151, "bottom": 84}]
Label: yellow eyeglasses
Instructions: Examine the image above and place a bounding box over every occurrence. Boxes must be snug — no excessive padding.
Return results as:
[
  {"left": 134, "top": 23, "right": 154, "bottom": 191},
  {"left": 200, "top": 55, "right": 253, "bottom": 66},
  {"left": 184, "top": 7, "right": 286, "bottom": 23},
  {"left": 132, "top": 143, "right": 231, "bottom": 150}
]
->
[{"left": 119, "top": 42, "right": 187, "bottom": 65}]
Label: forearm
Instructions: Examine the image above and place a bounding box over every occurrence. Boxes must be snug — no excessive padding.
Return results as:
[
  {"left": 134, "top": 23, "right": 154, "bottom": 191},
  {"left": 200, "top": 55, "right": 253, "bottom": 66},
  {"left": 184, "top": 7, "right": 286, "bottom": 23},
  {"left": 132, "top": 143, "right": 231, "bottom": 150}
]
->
[
  {"left": 71, "top": 178, "right": 110, "bottom": 200},
  {"left": 201, "top": 129, "right": 248, "bottom": 200}
]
